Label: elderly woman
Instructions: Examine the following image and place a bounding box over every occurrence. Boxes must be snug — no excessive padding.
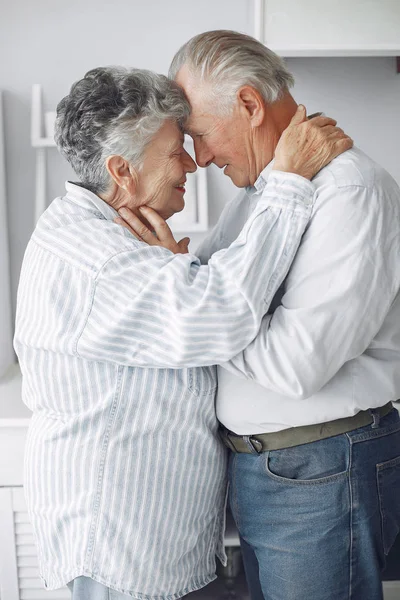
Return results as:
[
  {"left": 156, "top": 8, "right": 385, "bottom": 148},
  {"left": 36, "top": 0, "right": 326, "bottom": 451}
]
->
[{"left": 14, "top": 66, "right": 349, "bottom": 600}]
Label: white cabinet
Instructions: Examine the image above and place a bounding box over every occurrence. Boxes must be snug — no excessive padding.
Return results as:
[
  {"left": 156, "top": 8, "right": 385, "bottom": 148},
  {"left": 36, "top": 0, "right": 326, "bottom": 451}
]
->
[
  {"left": 256, "top": 0, "right": 400, "bottom": 56},
  {"left": 0, "top": 488, "right": 70, "bottom": 600}
]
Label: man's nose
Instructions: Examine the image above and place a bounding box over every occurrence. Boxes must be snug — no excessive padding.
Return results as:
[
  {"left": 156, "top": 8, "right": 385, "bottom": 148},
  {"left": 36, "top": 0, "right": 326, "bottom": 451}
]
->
[
  {"left": 194, "top": 141, "right": 213, "bottom": 168},
  {"left": 183, "top": 151, "right": 197, "bottom": 174}
]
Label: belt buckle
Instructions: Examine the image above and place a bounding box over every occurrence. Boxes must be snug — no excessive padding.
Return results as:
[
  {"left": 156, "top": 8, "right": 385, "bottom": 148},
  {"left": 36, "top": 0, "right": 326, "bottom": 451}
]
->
[{"left": 244, "top": 435, "right": 263, "bottom": 454}]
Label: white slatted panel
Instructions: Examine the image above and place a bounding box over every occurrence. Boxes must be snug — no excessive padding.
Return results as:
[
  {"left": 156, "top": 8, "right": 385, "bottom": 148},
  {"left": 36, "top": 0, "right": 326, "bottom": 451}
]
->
[
  {"left": 0, "top": 488, "right": 19, "bottom": 600},
  {"left": 12, "top": 489, "right": 70, "bottom": 600}
]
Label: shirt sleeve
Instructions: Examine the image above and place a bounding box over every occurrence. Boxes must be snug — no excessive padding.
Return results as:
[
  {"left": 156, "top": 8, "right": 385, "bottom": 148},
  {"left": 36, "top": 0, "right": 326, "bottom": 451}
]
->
[
  {"left": 219, "top": 182, "right": 399, "bottom": 398},
  {"left": 77, "top": 172, "right": 314, "bottom": 368}
]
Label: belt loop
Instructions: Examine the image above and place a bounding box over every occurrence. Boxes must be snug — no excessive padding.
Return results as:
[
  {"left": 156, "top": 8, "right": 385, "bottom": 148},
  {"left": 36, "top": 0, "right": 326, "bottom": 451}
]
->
[
  {"left": 219, "top": 428, "right": 237, "bottom": 452},
  {"left": 370, "top": 409, "right": 380, "bottom": 429}
]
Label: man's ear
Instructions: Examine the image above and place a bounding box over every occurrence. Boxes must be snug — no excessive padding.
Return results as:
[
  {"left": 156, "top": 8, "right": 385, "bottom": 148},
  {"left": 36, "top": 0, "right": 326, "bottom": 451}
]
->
[
  {"left": 237, "top": 86, "right": 265, "bottom": 127},
  {"left": 105, "top": 155, "right": 138, "bottom": 196}
]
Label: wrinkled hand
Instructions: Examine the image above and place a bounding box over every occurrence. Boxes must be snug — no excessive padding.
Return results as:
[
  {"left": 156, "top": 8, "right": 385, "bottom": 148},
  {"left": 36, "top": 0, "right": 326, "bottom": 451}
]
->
[
  {"left": 115, "top": 206, "right": 190, "bottom": 254},
  {"left": 273, "top": 105, "right": 353, "bottom": 180}
]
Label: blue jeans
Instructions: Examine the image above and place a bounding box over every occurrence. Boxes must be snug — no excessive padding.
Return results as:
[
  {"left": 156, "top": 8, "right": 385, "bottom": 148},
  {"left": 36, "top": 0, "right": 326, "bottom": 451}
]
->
[
  {"left": 67, "top": 576, "right": 133, "bottom": 599},
  {"left": 229, "top": 408, "right": 400, "bottom": 600}
]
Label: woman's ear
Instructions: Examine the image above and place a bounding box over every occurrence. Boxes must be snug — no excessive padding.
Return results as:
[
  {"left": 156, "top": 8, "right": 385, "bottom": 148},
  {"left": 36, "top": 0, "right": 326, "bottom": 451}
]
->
[
  {"left": 237, "top": 86, "right": 265, "bottom": 128},
  {"left": 105, "top": 155, "right": 138, "bottom": 196}
]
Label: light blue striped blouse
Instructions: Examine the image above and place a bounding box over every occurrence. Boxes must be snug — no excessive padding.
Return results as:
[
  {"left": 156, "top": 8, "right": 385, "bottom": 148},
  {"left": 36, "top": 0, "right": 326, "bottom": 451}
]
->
[{"left": 14, "top": 171, "right": 313, "bottom": 599}]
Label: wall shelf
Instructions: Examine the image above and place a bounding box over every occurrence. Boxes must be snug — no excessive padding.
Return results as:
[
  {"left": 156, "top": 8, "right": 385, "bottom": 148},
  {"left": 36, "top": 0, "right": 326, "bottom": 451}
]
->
[{"left": 31, "top": 85, "right": 56, "bottom": 224}]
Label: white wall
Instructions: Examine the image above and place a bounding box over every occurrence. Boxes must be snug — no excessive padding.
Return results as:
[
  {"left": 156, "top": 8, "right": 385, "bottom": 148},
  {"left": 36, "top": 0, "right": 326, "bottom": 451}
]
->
[
  {"left": 288, "top": 56, "right": 400, "bottom": 184},
  {"left": 1, "top": 0, "right": 400, "bottom": 320},
  {"left": 1, "top": 0, "right": 253, "bottom": 319}
]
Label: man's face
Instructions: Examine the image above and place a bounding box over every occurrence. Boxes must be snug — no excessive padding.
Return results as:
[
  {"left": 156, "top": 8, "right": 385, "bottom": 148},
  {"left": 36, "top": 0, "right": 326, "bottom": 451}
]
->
[{"left": 175, "top": 66, "right": 259, "bottom": 188}]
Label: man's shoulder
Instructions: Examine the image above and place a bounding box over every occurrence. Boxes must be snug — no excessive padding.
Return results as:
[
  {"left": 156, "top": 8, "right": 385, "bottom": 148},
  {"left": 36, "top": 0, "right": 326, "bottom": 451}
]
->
[
  {"left": 308, "top": 147, "right": 400, "bottom": 229},
  {"left": 313, "top": 147, "right": 383, "bottom": 190}
]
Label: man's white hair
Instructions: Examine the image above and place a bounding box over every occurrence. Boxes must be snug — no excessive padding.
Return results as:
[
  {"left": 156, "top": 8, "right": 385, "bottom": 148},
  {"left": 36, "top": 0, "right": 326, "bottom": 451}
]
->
[{"left": 169, "top": 30, "right": 294, "bottom": 115}]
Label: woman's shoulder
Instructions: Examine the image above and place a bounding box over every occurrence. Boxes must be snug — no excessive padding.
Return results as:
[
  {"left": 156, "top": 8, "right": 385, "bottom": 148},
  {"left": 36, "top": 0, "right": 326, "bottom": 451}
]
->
[{"left": 32, "top": 200, "right": 148, "bottom": 277}]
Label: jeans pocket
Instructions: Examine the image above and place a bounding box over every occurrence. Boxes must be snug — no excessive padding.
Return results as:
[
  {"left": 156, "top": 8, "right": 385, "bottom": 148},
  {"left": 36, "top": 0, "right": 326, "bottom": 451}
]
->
[
  {"left": 264, "top": 434, "right": 350, "bottom": 485},
  {"left": 377, "top": 454, "right": 400, "bottom": 554}
]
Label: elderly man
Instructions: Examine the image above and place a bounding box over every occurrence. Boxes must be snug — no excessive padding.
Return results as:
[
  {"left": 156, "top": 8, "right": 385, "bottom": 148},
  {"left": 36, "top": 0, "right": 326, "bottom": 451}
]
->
[
  {"left": 168, "top": 30, "right": 400, "bottom": 600},
  {"left": 115, "top": 30, "right": 400, "bottom": 600}
]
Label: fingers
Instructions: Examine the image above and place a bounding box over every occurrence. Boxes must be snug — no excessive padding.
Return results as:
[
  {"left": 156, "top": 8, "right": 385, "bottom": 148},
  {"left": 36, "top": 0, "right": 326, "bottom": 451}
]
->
[
  {"left": 116, "top": 206, "right": 182, "bottom": 253},
  {"left": 177, "top": 237, "right": 190, "bottom": 254},
  {"left": 320, "top": 125, "right": 343, "bottom": 136},
  {"left": 289, "top": 104, "right": 307, "bottom": 125},
  {"left": 326, "top": 127, "right": 352, "bottom": 144},
  {"left": 333, "top": 136, "right": 354, "bottom": 156},
  {"left": 138, "top": 207, "right": 174, "bottom": 243},
  {"left": 114, "top": 202, "right": 193, "bottom": 256},
  {"left": 114, "top": 217, "right": 140, "bottom": 240},
  {"left": 307, "top": 115, "right": 337, "bottom": 128},
  {"left": 319, "top": 126, "right": 351, "bottom": 144},
  {"left": 320, "top": 135, "right": 354, "bottom": 166},
  {"left": 118, "top": 208, "right": 156, "bottom": 244},
  {"left": 309, "top": 122, "right": 350, "bottom": 144}
]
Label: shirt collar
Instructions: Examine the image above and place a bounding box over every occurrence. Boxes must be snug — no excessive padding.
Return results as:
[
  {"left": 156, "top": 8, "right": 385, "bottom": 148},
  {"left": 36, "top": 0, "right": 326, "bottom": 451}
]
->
[
  {"left": 246, "top": 160, "right": 275, "bottom": 196},
  {"left": 64, "top": 181, "right": 119, "bottom": 221}
]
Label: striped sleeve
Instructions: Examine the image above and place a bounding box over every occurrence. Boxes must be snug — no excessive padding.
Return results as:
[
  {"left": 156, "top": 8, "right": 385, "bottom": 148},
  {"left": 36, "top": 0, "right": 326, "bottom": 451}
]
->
[{"left": 77, "top": 172, "right": 314, "bottom": 368}]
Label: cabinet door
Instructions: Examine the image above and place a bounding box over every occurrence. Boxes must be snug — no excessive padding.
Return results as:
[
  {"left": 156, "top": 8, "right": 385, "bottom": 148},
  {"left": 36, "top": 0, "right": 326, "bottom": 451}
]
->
[
  {"left": 263, "top": 0, "right": 400, "bottom": 55},
  {"left": 0, "top": 488, "right": 70, "bottom": 600}
]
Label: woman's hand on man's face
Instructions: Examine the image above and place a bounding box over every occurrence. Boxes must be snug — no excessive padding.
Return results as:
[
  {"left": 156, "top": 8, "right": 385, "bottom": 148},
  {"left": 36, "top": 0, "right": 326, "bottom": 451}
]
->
[
  {"left": 273, "top": 104, "right": 353, "bottom": 181},
  {"left": 115, "top": 207, "right": 190, "bottom": 254}
]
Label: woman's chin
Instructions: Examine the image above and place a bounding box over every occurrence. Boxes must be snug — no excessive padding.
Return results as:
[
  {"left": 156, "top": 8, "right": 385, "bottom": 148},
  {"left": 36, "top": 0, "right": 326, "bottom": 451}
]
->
[{"left": 164, "top": 203, "right": 185, "bottom": 221}]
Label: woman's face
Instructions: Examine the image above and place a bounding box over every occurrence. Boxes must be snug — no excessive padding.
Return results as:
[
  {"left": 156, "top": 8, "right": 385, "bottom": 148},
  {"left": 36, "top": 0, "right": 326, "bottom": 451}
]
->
[{"left": 134, "top": 120, "right": 197, "bottom": 220}]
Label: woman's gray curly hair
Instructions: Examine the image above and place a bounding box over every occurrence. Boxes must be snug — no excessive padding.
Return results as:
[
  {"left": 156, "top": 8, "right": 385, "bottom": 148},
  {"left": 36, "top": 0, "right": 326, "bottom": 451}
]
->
[{"left": 54, "top": 67, "right": 191, "bottom": 194}]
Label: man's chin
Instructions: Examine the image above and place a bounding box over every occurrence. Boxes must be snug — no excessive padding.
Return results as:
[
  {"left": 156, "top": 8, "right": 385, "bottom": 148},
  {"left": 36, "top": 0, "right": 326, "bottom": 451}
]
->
[
  {"left": 226, "top": 174, "right": 248, "bottom": 189},
  {"left": 222, "top": 166, "right": 248, "bottom": 188}
]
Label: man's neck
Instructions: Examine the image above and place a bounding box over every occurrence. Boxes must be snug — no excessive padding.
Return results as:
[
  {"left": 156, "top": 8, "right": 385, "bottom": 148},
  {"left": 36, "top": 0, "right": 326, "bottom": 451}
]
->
[
  {"left": 270, "top": 93, "right": 298, "bottom": 137},
  {"left": 252, "top": 93, "right": 298, "bottom": 183}
]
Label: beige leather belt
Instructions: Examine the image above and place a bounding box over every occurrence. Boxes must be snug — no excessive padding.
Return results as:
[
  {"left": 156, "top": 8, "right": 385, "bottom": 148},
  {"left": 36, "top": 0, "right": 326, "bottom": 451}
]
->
[{"left": 220, "top": 402, "right": 394, "bottom": 454}]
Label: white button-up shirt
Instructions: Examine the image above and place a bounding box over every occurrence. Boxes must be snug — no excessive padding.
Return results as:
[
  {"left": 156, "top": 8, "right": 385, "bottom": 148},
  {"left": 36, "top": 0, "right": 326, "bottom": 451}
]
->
[
  {"left": 14, "top": 172, "right": 313, "bottom": 599},
  {"left": 197, "top": 148, "right": 400, "bottom": 435}
]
